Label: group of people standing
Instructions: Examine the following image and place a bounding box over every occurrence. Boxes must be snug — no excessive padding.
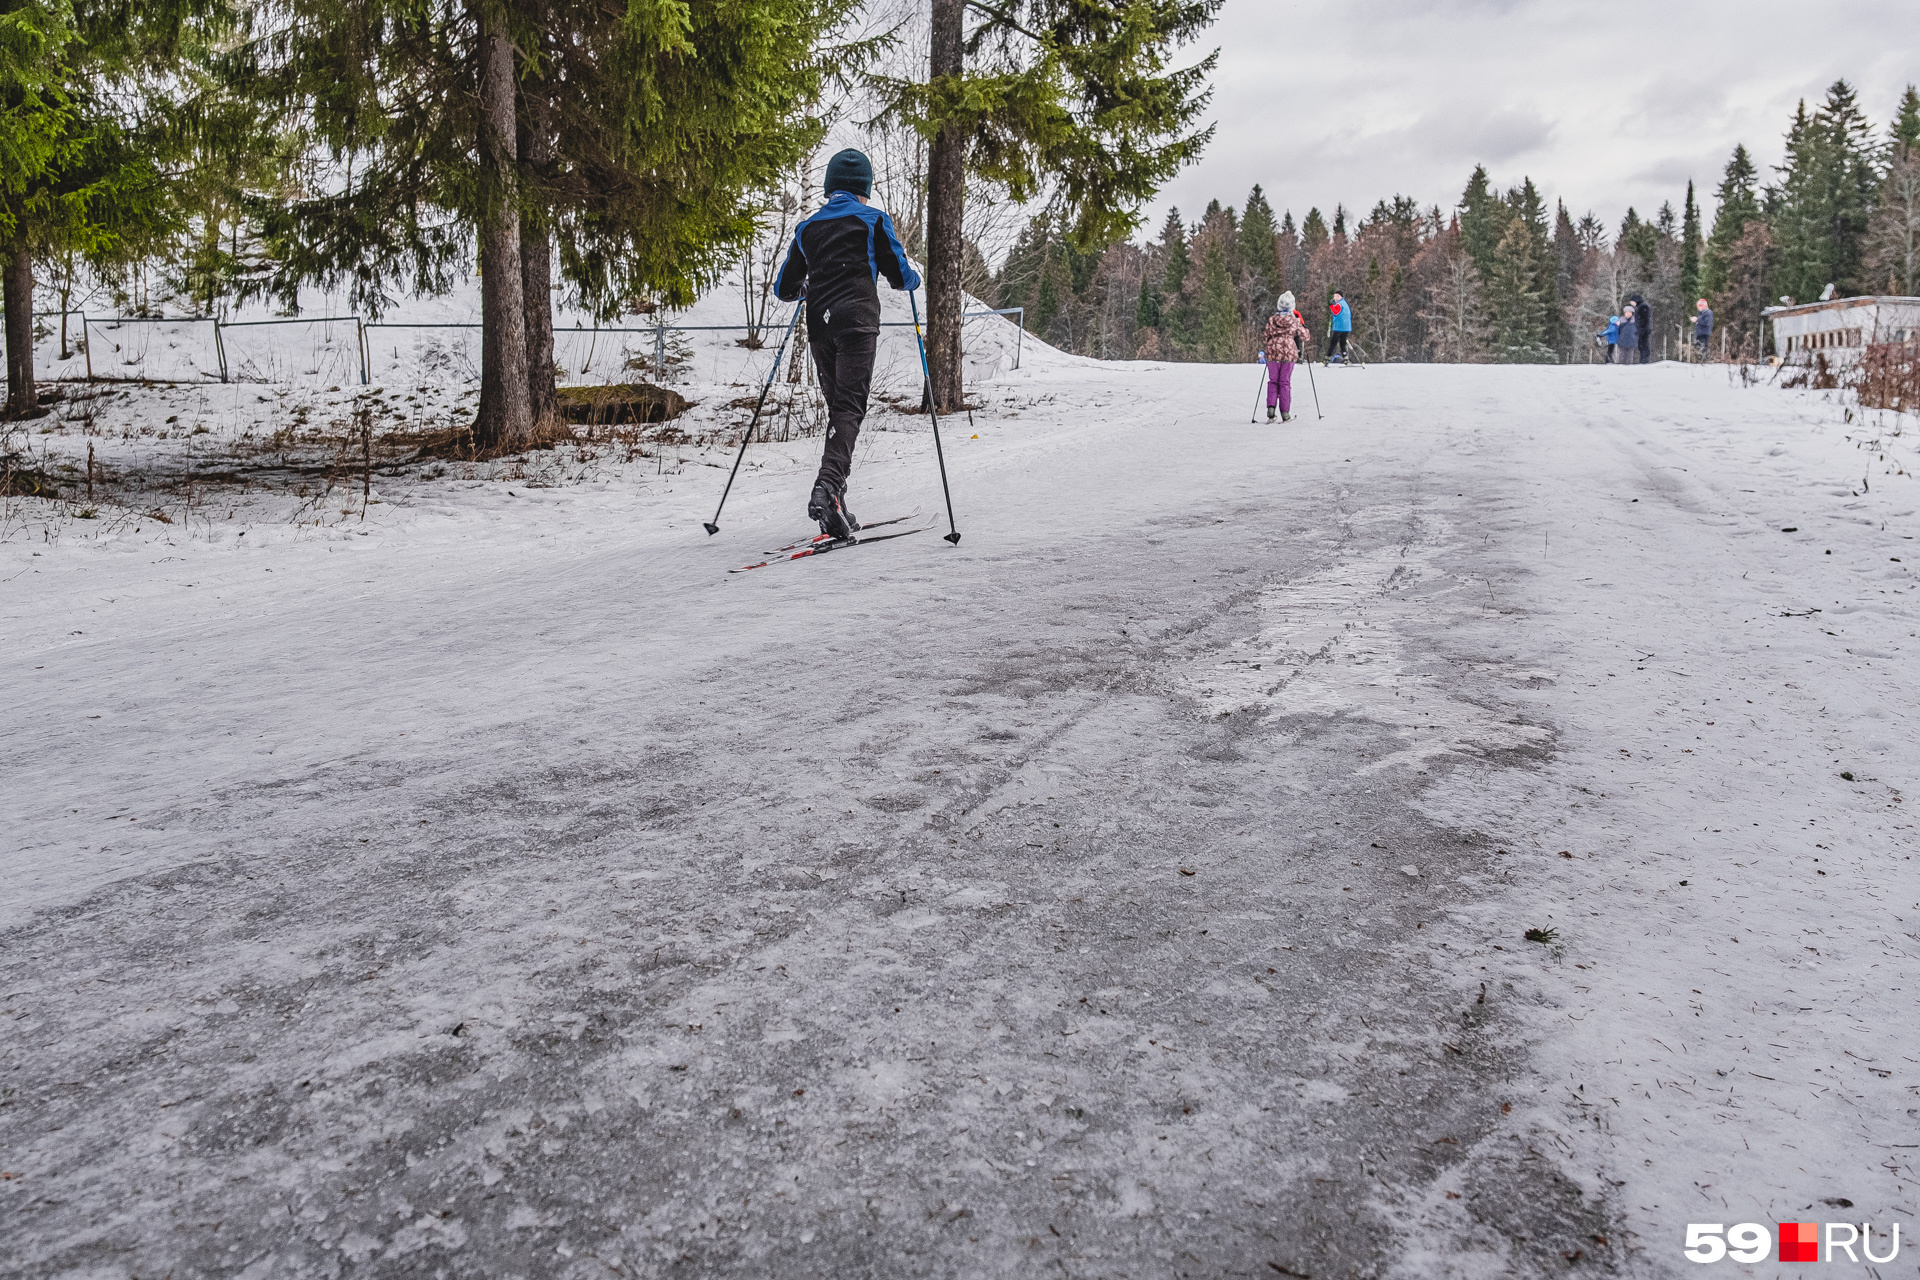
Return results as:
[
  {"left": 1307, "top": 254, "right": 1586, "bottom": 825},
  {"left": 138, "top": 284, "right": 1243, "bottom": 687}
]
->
[
  {"left": 1256, "top": 291, "right": 1354, "bottom": 422},
  {"left": 1598, "top": 296, "right": 1715, "bottom": 364}
]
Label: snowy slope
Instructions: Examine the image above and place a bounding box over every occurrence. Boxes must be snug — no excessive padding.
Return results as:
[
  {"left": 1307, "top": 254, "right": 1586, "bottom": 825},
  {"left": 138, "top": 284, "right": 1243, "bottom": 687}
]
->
[{"left": 2, "top": 357, "right": 1917, "bottom": 1278}]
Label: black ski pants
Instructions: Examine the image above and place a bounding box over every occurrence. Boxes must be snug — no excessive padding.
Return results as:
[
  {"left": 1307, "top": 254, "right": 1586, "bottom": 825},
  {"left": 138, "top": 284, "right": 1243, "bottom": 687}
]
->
[
  {"left": 1327, "top": 331, "right": 1349, "bottom": 360},
  {"left": 810, "top": 327, "right": 876, "bottom": 492}
]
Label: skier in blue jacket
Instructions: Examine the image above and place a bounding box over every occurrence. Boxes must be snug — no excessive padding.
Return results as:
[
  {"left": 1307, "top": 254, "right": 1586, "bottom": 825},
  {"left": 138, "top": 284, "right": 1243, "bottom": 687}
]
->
[
  {"left": 1326, "top": 292, "right": 1353, "bottom": 363},
  {"left": 775, "top": 149, "right": 921, "bottom": 539},
  {"left": 1600, "top": 314, "right": 1620, "bottom": 363}
]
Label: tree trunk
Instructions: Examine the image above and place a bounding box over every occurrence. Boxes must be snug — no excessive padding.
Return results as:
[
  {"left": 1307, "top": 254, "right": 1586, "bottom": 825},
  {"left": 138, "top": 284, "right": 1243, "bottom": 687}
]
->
[
  {"left": 924, "top": 0, "right": 965, "bottom": 414},
  {"left": 472, "top": 7, "right": 533, "bottom": 453},
  {"left": 518, "top": 0, "right": 558, "bottom": 431},
  {"left": 5, "top": 241, "right": 39, "bottom": 419}
]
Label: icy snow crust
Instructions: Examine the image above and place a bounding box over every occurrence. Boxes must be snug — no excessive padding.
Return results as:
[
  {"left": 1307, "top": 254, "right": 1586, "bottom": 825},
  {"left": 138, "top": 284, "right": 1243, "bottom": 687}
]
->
[{"left": 3, "top": 352, "right": 1918, "bottom": 1278}]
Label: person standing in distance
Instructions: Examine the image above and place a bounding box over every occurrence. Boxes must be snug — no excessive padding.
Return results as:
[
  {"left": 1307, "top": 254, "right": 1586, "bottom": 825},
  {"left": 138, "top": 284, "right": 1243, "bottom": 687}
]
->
[
  {"left": 1627, "top": 292, "right": 1652, "bottom": 365},
  {"left": 1617, "top": 303, "right": 1639, "bottom": 364},
  {"left": 1693, "top": 299, "right": 1714, "bottom": 357},
  {"left": 1325, "top": 291, "right": 1353, "bottom": 363},
  {"left": 1260, "top": 292, "right": 1309, "bottom": 420},
  {"left": 774, "top": 149, "right": 921, "bottom": 539}
]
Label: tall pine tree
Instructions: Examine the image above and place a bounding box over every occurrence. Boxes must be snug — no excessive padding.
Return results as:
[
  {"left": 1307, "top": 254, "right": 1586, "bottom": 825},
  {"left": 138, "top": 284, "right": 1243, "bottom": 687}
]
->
[
  {"left": 241, "top": 0, "right": 857, "bottom": 451},
  {"left": 1, "top": 0, "right": 225, "bottom": 419},
  {"left": 1701, "top": 144, "right": 1760, "bottom": 297},
  {"left": 1240, "top": 184, "right": 1277, "bottom": 303},
  {"left": 898, "top": 0, "right": 1220, "bottom": 411},
  {"left": 1773, "top": 82, "right": 1880, "bottom": 301},
  {"left": 1865, "top": 85, "right": 1920, "bottom": 295},
  {"left": 1457, "top": 164, "right": 1502, "bottom": 279},
  {"left": 1198, "top": 240, "right": 1236, "bottom": 360},
  {"left": 1680, "top": 180, "right": 1702, "bottom": 302}
]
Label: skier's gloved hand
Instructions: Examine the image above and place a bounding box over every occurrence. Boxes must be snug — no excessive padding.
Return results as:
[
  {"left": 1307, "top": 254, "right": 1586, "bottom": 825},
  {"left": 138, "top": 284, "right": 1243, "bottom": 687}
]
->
[{"left": 1258, "top": 351, "right": 1266, "bottom": 363}]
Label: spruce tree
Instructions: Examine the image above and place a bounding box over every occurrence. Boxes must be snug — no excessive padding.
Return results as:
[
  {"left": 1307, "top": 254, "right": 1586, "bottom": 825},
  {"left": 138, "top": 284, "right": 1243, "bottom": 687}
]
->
[
  {"left": 1158, "top": 207, "right": 1192, "bottom": 352},
  {"left": 1619, "top": 208, "right": 1658, "bottom": 274},
  {"left": 1502, "top": 177, "right": 1553, "bottom": 348},
  {"left": 1773, "top": 82, "right": 1880, "bottom": 301},
  {"left": 1894, "top": 86, "right": 1920, "bottom": 158},
  {"left": 1135, "top": 273, "right": 1161, "bottom": 331},
  {"left": 1240, "top": 184, "right": 1277, "bottom": 302},
  {"left": 242, "top": 0, "right": 856, "bottom": 452},
  {"left": 1483, "top": 216, "right": 1546, "bottom": 360},
  {"left": 899, "top": 0, "right": 1220, "bottom": 411},
  {"left": 1680, "top": 180, "right": 1702, "bottom": 302},
  {"left": 1, "top": 1, "right": 225, "bottom": 419},
  {"left": 1574, "top": 212, "right": 1606, "bottom": 254},
  {"left": 1552, "top": 201, "right": 1581, "bottom": 356},
  {"left": 1301, "top": 208, "right": 1328, "bottom": 252},
  {"left": 1701, "top": 144, "right": 1760, "bottom": 297},
  {"left": 1457, "top": 164, "right": 1502, "bottom": 277},
  {"left": 1198, "top": 241, "right": 1236, "bottom": 360},
  {"left": 1866, "top": 92, "right": 1920, "bottom": 295}
]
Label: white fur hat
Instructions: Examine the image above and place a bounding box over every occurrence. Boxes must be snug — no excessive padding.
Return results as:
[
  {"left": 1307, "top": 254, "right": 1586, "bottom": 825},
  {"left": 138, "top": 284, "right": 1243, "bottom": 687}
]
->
[{"left": 1276, "top": 291, "right": 1295, "bottom": 313}]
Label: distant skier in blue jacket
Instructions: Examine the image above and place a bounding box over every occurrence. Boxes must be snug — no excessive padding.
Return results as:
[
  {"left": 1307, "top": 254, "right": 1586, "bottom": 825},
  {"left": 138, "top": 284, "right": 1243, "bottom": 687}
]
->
[
  {"left": 775, "top": 149, "right": 921, "bottom": 539},
  {"left": 1326, "top": 292, "right": 1353, "bottom": 363},
  {"left": 1600, "top": 314, "right": 1620, "bottom": 363}
]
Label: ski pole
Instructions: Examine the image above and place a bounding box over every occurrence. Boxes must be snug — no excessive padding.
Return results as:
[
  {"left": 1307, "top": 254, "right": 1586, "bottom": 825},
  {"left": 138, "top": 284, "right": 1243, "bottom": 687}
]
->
[
  {"left": 1250, "top": 358, "right": 1268, "bottom": 423},
  {"left": 908, "top": 289, "right": 962, "bottom": 545},
  {"left": 704, "top": 302, "right": 805, "bottom": 535},
  {"left": 1304, "top": 351, "right": 1323, "bottom": 420}
]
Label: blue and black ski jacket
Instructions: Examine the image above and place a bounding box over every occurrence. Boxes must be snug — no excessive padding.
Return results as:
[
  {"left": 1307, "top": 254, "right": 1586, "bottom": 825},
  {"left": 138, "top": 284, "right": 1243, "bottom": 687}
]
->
[{"left": 774, "top": 192, "right": 922, "bottom": 335}]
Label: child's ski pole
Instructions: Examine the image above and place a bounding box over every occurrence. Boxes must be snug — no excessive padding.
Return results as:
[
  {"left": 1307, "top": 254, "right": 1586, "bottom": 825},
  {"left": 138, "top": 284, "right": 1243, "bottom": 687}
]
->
[
  {"left": 1304, "top": 351, "right": 1323, "bottom": 420},
  {"left": 1250, "top": 358, "right": 1269, "bottom": 422},
  {"left": 908, "top": 289, "right": 961, "bottom": 545},
  {"left": 704, "top": 303, "right": 804, "bottom": 535}
]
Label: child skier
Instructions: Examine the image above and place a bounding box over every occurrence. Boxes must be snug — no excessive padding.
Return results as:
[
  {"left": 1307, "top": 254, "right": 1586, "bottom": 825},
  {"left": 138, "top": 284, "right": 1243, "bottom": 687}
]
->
[
  {"left": 1599, "top": 314, "right": 1620, "bottom": 363},
  {"left": 774, "top": 149, "right": 921, "bottom": 539},
  {"left": 1260, "top": 293, "right": 1309, "bottom": 421},
  {"left": 1326, "top": 291, "right": 1352, "bottom": 363}
]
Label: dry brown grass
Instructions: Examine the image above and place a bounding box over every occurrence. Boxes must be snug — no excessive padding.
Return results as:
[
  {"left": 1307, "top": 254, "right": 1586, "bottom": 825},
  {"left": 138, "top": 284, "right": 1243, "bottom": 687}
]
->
[{"left": 1855, "top": 341, "right": 1920, "bottom": 414}]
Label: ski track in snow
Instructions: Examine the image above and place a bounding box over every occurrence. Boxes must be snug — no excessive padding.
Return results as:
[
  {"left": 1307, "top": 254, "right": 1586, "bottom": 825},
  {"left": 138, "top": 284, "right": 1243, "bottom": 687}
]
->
[{"left": 3, "top": 346, "right": 1918, "bottom": 1279}]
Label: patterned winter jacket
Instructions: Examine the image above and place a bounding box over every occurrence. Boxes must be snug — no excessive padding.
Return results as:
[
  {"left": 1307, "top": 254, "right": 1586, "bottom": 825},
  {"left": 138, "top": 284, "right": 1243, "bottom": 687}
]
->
[{"left": 1263, "top": 311, "right": 1309, "bottom": 363}]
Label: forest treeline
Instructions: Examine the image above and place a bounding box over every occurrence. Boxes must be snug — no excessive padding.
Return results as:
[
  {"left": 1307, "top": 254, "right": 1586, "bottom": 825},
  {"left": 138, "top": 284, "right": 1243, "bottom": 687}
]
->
[{"left": 989, "top": 80, "right": 1920, "bottom": 364}]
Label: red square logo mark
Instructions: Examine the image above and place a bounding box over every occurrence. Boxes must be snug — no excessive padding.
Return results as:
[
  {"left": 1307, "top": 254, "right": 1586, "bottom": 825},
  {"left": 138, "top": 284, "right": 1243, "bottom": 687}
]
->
[{"left": 1778, "top": 1221, "right": 1820, "bottom": 1262}]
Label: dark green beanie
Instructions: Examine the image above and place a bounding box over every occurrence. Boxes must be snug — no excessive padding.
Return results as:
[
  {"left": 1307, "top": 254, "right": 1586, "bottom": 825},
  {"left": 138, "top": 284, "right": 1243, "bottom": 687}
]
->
[{"left": 824, "top": 149, "right": 873, "bottom": 198}]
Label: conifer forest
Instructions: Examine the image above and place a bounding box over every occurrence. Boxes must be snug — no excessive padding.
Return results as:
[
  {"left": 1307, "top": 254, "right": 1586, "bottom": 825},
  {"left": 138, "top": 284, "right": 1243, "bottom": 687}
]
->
[{"left": 990, "top": 80, "right": 1920, "bottom": 366}]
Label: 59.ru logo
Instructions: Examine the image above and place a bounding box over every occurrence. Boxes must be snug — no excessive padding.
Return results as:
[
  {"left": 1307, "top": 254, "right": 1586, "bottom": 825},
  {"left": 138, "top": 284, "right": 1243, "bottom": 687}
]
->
[{"left": 1683, "top": 1222, "right": 1902, "bottom": 1264}]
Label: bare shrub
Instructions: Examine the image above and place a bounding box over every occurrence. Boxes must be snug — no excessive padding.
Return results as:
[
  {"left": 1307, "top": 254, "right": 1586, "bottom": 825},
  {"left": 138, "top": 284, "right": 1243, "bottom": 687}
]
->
[{"left": 1854, "top": 340, "right": 1920, "bottom": 414}]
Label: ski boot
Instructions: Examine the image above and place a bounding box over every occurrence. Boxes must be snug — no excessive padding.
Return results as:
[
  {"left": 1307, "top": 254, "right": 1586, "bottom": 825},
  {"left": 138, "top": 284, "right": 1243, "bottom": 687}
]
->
[
  {"left": 808, "top": 480, "right": 860, "bottom": 541},
  {"left": 1267, "top": 406, "right": 1277, "bottom": 421}
]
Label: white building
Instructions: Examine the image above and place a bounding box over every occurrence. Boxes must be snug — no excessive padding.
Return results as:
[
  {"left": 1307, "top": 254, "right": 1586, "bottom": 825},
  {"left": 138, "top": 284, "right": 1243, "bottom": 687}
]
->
[{"left": 1765, "top": 295, "right": 1920, "bottom": 365}]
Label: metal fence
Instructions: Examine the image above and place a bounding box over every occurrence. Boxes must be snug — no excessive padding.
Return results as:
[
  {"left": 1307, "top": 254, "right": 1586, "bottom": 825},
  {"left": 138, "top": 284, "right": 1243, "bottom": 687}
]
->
[{"left": 36, "top": 307, "right": 1027, "bottom": 385}]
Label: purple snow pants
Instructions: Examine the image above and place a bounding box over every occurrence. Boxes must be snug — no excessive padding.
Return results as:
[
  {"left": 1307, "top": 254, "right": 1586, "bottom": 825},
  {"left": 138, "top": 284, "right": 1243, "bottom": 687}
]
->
[{"left": 1266, "top": 359, "right": 1294, "bottom": 414}]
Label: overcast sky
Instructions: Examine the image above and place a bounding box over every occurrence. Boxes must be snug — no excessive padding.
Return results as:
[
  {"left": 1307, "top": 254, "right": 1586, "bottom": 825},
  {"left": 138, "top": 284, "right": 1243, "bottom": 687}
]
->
[{"left": 1142, "top": 0, "right": 1918, "bottom": 241}]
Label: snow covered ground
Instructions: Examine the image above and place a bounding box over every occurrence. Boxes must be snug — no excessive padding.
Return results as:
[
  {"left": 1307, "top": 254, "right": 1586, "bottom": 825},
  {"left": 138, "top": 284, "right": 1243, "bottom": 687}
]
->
[{"left": 3, "top": 342, "right": 1918, "bottom": 1278}]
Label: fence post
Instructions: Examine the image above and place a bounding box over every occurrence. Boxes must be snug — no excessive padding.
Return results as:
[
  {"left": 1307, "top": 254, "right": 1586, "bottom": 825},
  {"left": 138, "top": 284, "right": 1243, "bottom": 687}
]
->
[
  {"left": 655, "top": 324, "right": 665, "bottom": 382},
  {"left": 1015, "top": 306, "right": 1024, "bottom": 370},
  {"left": 214, "top": 317, "right": 228, "bottom": 383},
  {"left": 81, "top": 314, "right": 94, "bottom": 382},
  {"left": 356, "top": 317, "right": 369, "bottom": 384}
]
